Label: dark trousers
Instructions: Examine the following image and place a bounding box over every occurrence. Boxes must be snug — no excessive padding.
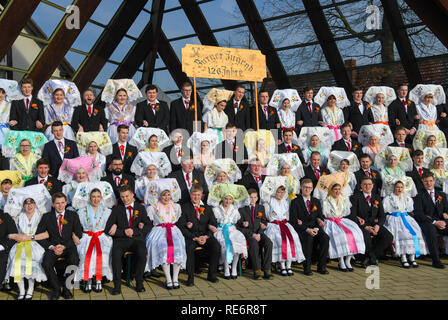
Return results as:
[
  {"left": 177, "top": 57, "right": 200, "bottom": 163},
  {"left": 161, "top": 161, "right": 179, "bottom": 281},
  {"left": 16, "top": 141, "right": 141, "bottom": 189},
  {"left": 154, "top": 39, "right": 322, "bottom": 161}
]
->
[
  {"left": 185, "top": 237, "right": 220, "bottom": 280},
  {"left": 0, "top": 251, "right": 9, "bottom": 283},
  {"left": 111, "top": 239, "right": 147, "bottom": 288},
  {"left": 42, "top": 248, "right": 79, "bottom": 292},
  {"left": 418, "top": 221, "right": 448, "bottom": 263},
  {"left": 298, "top": 229, "right": 330, "bottom": 270},
  {"left": 361, "top": 226, "right": 393, "bottom": 260},
  {"left": 246, "top": 234, "right": 273, "bottom": 272}
]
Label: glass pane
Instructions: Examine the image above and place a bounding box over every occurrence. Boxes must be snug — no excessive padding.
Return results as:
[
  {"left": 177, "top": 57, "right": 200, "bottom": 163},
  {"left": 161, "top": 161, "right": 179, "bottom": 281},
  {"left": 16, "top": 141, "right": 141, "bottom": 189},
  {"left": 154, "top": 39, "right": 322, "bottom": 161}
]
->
[
  {"left": 91, "top": 0, "right": 123, "bottom": 25},
  {"left": 255, "top": 0, "right": 305, "bottom": 20},
  {"left": 199, "top": 0, "right": 242, "bottom": 29},
  {"left": 162, "top": 9, "right": 195, "bottom": 39},
  {"left": 64, "top": 50, "right": 86, "bottom": 71},
  {"left": 93, "top": 62, "right": 117, "bottom": 87},
  {"left": 278, "top": 46, "right": 330, "bottom": 75},
  {"left": 30, "top": 2, "right": 66, "bottom": 37},
  {"left": 72, "top": 22, "right": 104, "bottom": 52},
  {"left": 110, "top": 37, "right": 135, "bottom": 62},
  {"left": 152, "top": 69, "right": 179, "bottom": 92},
  {"left": 213, "top": 25, "right": 259, "bottom": 50},
  {"left": 10, "top": 35, "right": 42, "bottom": 71},
  {"left": 127, "top": 10, "right": 150, "bottom": 38}
]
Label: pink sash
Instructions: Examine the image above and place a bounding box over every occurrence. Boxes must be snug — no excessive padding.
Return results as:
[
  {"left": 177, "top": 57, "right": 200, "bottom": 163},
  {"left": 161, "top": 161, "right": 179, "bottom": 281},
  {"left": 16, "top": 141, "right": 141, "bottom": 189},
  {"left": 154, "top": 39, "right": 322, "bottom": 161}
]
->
[{"left": 325, "top": 217, "right": 358, "bottom": 254}]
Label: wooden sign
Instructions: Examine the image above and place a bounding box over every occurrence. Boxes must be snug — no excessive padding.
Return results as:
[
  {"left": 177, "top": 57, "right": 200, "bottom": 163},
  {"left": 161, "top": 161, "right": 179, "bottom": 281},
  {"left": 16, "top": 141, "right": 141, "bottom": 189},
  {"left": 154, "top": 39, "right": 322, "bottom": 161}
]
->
[{"left": 182, "top": 44, "right": 267, "bottom": 82}]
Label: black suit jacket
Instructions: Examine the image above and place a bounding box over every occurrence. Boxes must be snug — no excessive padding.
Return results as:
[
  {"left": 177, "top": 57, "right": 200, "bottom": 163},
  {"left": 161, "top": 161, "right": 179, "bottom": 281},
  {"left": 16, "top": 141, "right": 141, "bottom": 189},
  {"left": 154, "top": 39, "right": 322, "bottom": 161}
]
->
[
  {"left": 413, "top": 190, "right": 448, "bottom": 224},
  {"left": 349, "top": 193, "right": 386, "bottom": 227},
  {"left": 162, "top": 144, "right": 192, "bottom": 173},
  {"left": 238, "top": 173, "right": 266, "bottom": 196},
  {"left": 178, "top": 202, "right": 217, "bottom": 240},
  {"left": 36, "top": 210, "right": 83, "bottom": 251},
  {"left": 236, "top": 204, "right": 267, "bottom": 238},
  {"left": 354, "top": 168, "right": 382, "bottom": 195},
  {"left": 302, "top": 165, "right": 331, "bottom": 188},
  {"left": 278, "top": 143, "right": 305, "bottom": 164},
  {"left": 71, "top": 104, "right": 108, "bottom": 133},
  {"left": 101, "top": 173, "right": 135, "bottom": 204},
  {"left": 0, "top": 211, "right": 18, "bottom": 251},
  {"left": 10, "top": 97, "right": 45, "bottom": 131},
  {"left": 289, "top": 195, "right": 324, "bottom": 232},
  {"left": 406, "top": 166, "right": 430, "bottom": 193},
  {"left": 388, "top": 98, "right": 418, "bottom": 132},
  {"left": 168, "top": 169, "right": 208, "bottom": 204},
  {"left": 224, "top": 97, "right": 250, "bottom": 131},
  {"left": 106, "top": 143, "right": 138, "bottom": 175},
  {"left": 25, "top": 176, "right": 63, "bottom": 195},
  {"left": 214, "top": 139, "right": 249, "bottom": 172},
  {"left": 437, "top": 104, "right": 448, "bottom": 138},
  {"left": 343, "top": 101, "right": 374, "bottom": 133},
  {"left": 42, "top": 139, "right": 79, "bottom": 178},
  {"left": 331, "top": 138, "right": 363, "bottom": 158},
  {"left": 135, "top": 100, "right": 169, "bottom": 134},
  {"left": 295, "top": 101, "right": 323, "bottom": 133},
  {"left": 104, "top": 202, "right": 152, "bottom": 242},
  {"left": 169, "top": 97, "right": 203, "bottom": 135},
  {"left": 250, "top": 105, "right": 280, "bottom": 133}
]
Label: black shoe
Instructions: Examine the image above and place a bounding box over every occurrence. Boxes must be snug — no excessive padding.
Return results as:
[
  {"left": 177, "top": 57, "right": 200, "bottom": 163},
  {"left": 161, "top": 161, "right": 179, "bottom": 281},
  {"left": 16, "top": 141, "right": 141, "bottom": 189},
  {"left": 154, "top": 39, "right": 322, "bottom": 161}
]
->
[
  {"left": 347, "top": 267, "right": 354, "bottom": 272},
  {"left": 338, "top": 264, "right": 348, "bottom": 272},
  {"left": 317, "top": 268, "right": 329, "bottom": 275},
  {"left": 287, "top": 269, "right": 293, "bottom": 276},
  {"left": 50, "top": 290, "right": 60, "bottom": 300},
  {"left": 432, "top": 261, "right": 445, "bottom": 269},
  {"left": 223, "top": 275, "right": 230, "bottom": 280},
  {"left": 401, "top": 261, "right": 410, "bottom": 269},
  {"left": 207, "top": 277, "right": 219, "bottom": 283},
  {"left": 369, "top": 257, "right": 378, "bottom": 266},
  {"left": 136, "top": 283, "right": 145, "bottom": 292},
  {"left": 4, "top": 282, "right": 11, "bottom": 291},
  {"left": 186, "top": 276, "right": 194, "bottom": 286},
  {"left": 143, "top": 272, "right": 152, "bottom": 279},
  {"left": 411, "top": 261, "right": 418, "bottom": 268},
  {"left": 150, "top": 269, "right": 161, "bottom": 278},
  {"left": 280, "top": 269, "right": 287, "bottom": 276},
  {"left": 230, "top": 275, "right": 237, "bottom": 280},
  {"left": 253, "top": 270, "right": 263, "bottom": 280},
  {"left": 360, "top": 257, "right": 370, "bottom": 268},
  {"left": 61, "top": 288, "right": 73, "bottom": 299},
  {"left": 111, "top": 287, "right": 121, "bottom": 295},
  {"left": 173, "top": 282, "right": 180, "bottom": 289},
  {"left": 263, "top": 270, "right": 272, "bottom": 279},
  {"left": 304, "top": 269, "right": 313, "bottom": 276}
]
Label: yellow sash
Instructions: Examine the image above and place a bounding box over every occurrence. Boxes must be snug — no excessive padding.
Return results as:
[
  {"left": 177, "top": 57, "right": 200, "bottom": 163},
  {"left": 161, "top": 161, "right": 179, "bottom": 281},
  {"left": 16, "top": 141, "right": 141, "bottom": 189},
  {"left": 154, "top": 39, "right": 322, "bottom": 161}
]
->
[{"left": 14, "top": 240, "right": 32, "bottom": 283}]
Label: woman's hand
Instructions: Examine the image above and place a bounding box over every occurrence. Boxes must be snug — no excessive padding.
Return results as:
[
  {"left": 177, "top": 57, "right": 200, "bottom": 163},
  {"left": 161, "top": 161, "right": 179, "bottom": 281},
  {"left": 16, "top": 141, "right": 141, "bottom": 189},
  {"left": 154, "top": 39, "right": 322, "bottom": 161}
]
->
[
  {"left": 78, "top": 124, "right": 84, "bottom": 132},
  {"left": 72, "top": 233, "right": 81, "bottom": 246},
  {"left": 8, "top": 120, "right": 17, "bottom": 127},
  {"left": 108, "top": 224, "right": 117, "bottom": 236},
  {"left": 414, "top": 114, "right": 420, "bottom": 120}
]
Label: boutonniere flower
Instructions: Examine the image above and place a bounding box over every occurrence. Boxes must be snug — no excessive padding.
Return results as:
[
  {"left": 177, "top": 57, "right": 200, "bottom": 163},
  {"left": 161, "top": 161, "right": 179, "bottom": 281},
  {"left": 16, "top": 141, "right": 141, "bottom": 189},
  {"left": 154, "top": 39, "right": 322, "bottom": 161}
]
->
[
  {"left": 322, "top": 172, "right": 327, "bottom": 176},
  {"left": 293, "top": 145, "right": 299, "bottom": 150},
  {"left": 270, "top": 110, "right": 274, "bottom": 115},
  {"left": 179, "top": 151, "right": 184, "bottom": 156},
  {"left": 31, "top": 104, "right": 38, "bottom": 109},
  {"left": 372, "top": 172, "right": 377, "bottom": 178},
  {"left": 155, "top": 105, "right": 160, "bottom": 111},
  {"left": 353, "top": 144, "right": 359, "bottom": 150},
  {"left": 199, "top": 207, "right": 205, "bottom": 215},
  {"left": 46, "top": 181, "right": 53, "bottom": 190},
  {"left": 93, "top": 109, "right": 99, "bottom": 116},
  {"left": 373, "top": 200, "right": 379, "bottom": 208},
  {"left": 60, "top": 218, "right": 68, "bottom": 225},
  {"left": 312, "top": 205, "right": 318, "bottom": 212},
  {"left": 257, "top": 212, "right": 263, "bottom": 219},
  {"left": 0, "top": 218, "right": 3, "bottom": 224},
  {"left": 123, "top": 179, "right": 128, "bottom": 185},
  {"left": 239, "top": 105, "right": 244, "bottom": 110},
  {"left": 133, "top": 210, "right": 139, "bottom": 218},
  {"left": 190, "top": 105, "right": 195, "bottom": 110},
  {"left": 193, "top": 179, "right": 199, "bottom": 184},
  {"left": 315, "top": 107, "right": 320, "bottom": 112},
  {"left": 407, "top": 100, "right": 412, "bottom": 105},
  {"left": 436, "top": 195, "right": 443, "bottom": 204},
  {"left": 366, "top": 103, "right": 371, "bottom": 109},
  {"left": 64, "top": 146, "right": 71, "bottom": 154},
  {"left": 127, "top": 151, "right": 132, "bottom": 159}
]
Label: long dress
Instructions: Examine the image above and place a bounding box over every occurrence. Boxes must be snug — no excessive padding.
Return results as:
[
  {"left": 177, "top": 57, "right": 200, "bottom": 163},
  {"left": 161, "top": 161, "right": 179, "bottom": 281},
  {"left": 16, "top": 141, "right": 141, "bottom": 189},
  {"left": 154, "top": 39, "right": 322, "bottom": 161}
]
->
[
  {"left": 371, "top": 104, "right": 389, "bottom": 125},
  {"left": 74, "top": 204, "right": 113, "bottom": 282},
  {"left": 416, "top": 102, "right": 438, "bottom": 130},
  {"left": 5, "top": 211, "right": 47, "bottom": 282},
  {"left": 321, "top": 107, "right": 344, "bottom": 142},
  {"left": 322, "top": 196, "right": 365, "bottom": 259},
  {"left": 105, "top": 102, "right": 136, "bottom": 144},
  {"left": 264, "top": 198, "right": 305, "bottom": 263},
  {"left": 383, "top": 194, "right": 427, "bottom": 257},
  {"left": 205, "top": 108, "right": 228, "bottom": 143},
  {"left": 44, "top": 103, "right": 76, "bottom": 141},
  {"left": 213, "top": 205, "right": 248, "bottom": 264},
  {"left": 10, "top": 153, "right": 39, "bottom": 183},
  {"left": 145, "top": 202, "right": 187, "bottom": 270},
  {"left": 0, "top": 100, "right": 11, "bottom": 148}
]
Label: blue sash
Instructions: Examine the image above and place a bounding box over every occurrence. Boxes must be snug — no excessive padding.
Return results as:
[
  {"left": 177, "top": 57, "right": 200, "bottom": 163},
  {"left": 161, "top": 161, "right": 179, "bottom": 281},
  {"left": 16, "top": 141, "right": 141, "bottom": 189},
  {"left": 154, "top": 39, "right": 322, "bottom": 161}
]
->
[
  {"left": 390, "top": 212, "right": 420, "bottom": 257},
  {"left": 218, "top": 223, "right": 234, "bottom": 263}
]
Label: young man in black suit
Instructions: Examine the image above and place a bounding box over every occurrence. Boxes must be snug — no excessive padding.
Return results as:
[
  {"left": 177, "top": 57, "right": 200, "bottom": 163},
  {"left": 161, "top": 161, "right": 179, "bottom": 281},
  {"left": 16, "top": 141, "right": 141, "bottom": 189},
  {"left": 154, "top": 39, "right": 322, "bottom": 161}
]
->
[
  {"left": 0, "top": 206, "right": 18, "bottom": 291},
  {"left": 169, "top": 82, "right": 203, "bottom": 135},
  {"left": 178, "top": 185, "right": 220, "bottom": 286},
  {"left": 104, "top": 185, "right": 152, "bottom": 294},
  {"left": 295, "top": 86, "right": 325, "bottom": 135},
  {"left": 354, "top": 154, "right": 382, "bottom": 195},
  {"left": 437, "top": 101, "right": 448, "bottom": 140},
  {"left": 25, "top": 158, "right": 62, "bottom": 195},
  {"left": 343, "top": 87, "right": 373, "bottom": 136},
  {"left": 388, "top": 84, "right": 418, "bottom": 143},
  {"left": 290, "top": 179, "right": 329, "bottom": 275},
  {"left": 250, "top": 90, "right": 281, "bottom": 135},
  {"left": 406, "top": 150, "right": 429, "bottom": 193},
  {"left": 106, "top": 124, "right": 137, "bottom": 175},
  {"left": 102, "top": 156, "right": 135, "bottom": 204},
  {"left": 42, "top": 121, "right": 79, "bottom": 178},
  {"left": 277, "top": 128, "right": 305, "bottom": 164},
  {"left": 238, "top": 158, "right": 265, "bottom": 196},
  {"left": 413, "top": 172, "right": 448, "bottom": 268},
  {"left": 214, "top": 123, "right": 249, "bottom": 173},
  {"left": 236, "top": 189, "right": 273, "bottom": 280},
  {"left": 9, "top": 78, "right": 45, "bottom": 132},
  {"left": 135, "top": 84, "right": 169, "bottom": 134},
  {"left": 350, "top": 177, "right": 393, "bottom": 267},
  {"left": 36, "top": 193, "right": 83, "bottom": 300},
  {"left": 71, "top": 89, "right": 108, "bottom": 133},
  {"left": 389, "top": 126, "right": 414, "bottom": 153},
  {"left": 331, "top": 123, "right": 363, "bottom": 158},
  {"left": 163, "top": 129, "right": 190, "bottom": 172},
  {"left": 224, "top": 85, "right": 250, "bottom": 131},
  {"left": 302, "top": 151, "right": 330, "bottom": 189},
  {"left": 168, "top": 155, "right": 208, "bottom": 204}
]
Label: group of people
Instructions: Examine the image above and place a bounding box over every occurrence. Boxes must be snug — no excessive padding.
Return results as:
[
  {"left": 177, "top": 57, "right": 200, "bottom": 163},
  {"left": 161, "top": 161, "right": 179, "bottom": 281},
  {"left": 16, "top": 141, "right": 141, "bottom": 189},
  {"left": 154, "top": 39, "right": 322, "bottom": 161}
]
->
[{"left": 0, "top": 77, "right": 447, "bottom": 301}]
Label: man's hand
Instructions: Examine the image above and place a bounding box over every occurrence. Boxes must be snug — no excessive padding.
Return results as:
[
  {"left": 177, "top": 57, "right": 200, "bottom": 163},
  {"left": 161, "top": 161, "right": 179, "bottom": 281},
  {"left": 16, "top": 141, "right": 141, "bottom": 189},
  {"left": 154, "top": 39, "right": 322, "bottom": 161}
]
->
[
  {"left": 208, "top": 225, "right": 218, "bottom": 233},
  {"left": 442, "top": 213, "right": 448, "bottom": 220},
  {"left": 78, "top": 124, "right": 84, "bottom": 133},
  {"left": 373, "top": 225, "right": 380, "bottom": 234},
  {"left": 99, "top": 124, "right": 104, "bottom": 132},
  {"left": 108, "top": 224, "right": 117, "bottom": 236},
  {"left": 318, "top": 121, "right": 325, "bottom": 127},
  {"left": 260, "top": 223, "right": 267, "bottom": 230},
  {"left": 143, "top": 120, "right": 149, "bottom": 127},
  {"left": 186, "top": 222, "right": 193, "bottom": 229},
  {"left": 297, "top": 219, "right": 302, "bottom": 226},
  {"left": 124, "top": 228, "right": 134, "bottom": 238},
  {"left": 317, "top": 218, "right": 325, "bottom": 228},
  {"left": 357, "top": 216, "right": 365, "bottom": 226},
  {"left": 434, "top": 221, "right": 446, "bottom": 230},
  {"left": 252, "top": 233, "right": 261, "bottom": 242},
  {"left": 351, "top": 131, "right": 359, "bottom": 138},
  {"left": 36, "top": 120, "right": 43, "bottom": 129},
  {"left": 72, "top": 233, "right": 81, "bottom": 246},
  {"left": 8, "top": 120, "right": 17, "bottom": 127},
  {"left": 395, "top": 119, "right": 400, "bottom": 126},
  {"left": 297, "top": 120, "right": 304, "bottom": 126},
  {"left": 364, "top": 226, "right": 374, "bottom": 234},
  {"left": 306, "top": 228, "right": 317, "bottom": 237},
  {"left": 409, "top": 128, "right": 416, "bottom": 135},
  {"left": 414, "top": 114, "right": 420, "bottom": 120},
  {"left": 242, "top": 221, "right": 249, "bottom": 228},
  {"left": 441, "top": 112, "right": 447, "bottom": 118},
  {"left": 138, "top": 222, "right": 144, "bottom": 230},
  {"left": 277, "top": 139, "right": 282, "bottom": 145}
]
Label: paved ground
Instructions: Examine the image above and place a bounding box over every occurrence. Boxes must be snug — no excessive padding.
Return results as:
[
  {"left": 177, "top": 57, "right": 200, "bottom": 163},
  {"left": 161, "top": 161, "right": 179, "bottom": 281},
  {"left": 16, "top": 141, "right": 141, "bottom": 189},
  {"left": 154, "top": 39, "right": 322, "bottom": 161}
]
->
[{"left": 1, "top": 256, "right": 447, "bottom": 300}]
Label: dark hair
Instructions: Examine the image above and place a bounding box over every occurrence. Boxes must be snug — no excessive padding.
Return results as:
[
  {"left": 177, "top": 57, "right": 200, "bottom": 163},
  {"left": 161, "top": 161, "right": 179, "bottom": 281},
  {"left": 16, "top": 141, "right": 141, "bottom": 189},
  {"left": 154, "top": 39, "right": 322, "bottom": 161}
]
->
[
  {"left": 36, "top": 158, "right": 50, "bottom": 168},
  {"left": 330, "top": 183, "right": 341, "bottom": 190},
  {"left": 119, "top": 184, "right": 134, "bottom": 194},
  {"left": 83, "top": 89, "right": 95, "bottom": 96},
  {"left": 359, "top": 153, "right": 372, "bottom": 161},
  {"left": 20, "top": 78, "right": 33, "bottom": 87},
  {"left": 235, "top": 84, "right": 245, "bottom": 91},
  {"left": 225, "top": 122, "right": 237, "bottom": 129},
  {"left": 421, "top": 171, "right": 434, "bottom": 180},
  {"left": 52, "top": 88, "right": 65, "bottom": 97},
  {"left": 115, "top": 88, "right": 127, "bottom": 97},
  {"left": 258, "top": 89, "right": 269, "bottom": 96},
  {"left": 0, "top": 88, "right": 5, "bottom": 95},
  {"left": 340, "top": 123, "right": 352, "bottom": 130},
  {"left": 394, "top": 180, "right": 404, "bottom": 187},
  {"left": 145, "top": 84, "right": 158, "bottom": 93},
  {"left": 394, "top": 126, "right": 407, "bottom": 134},
  {"left": 310, "top": 151, "right": 321, "bottom": 158},
  {"left": 111, "top": 156, "right": 123, "bottom": 163},
  {"left": 340, "top": 159, "right": 350, "bottom": 166},
  {"left": 352, "top": 87, "right": 363, "bottom": 93},
  {"left": 300, "top": 178, "right": 313, "bottom": 186},
  {"left": 412, "top": 150, "right": 424, "bottom": 157},
  {"left": 90, "top": 188, "right": 102, "bottom": 197},
  {"left": 182, "top": 82, "right": 192, "bottom": 89},
  {"left": 148, "top": 134, "right": 158, "bottom": 142},
  {"left": 51, "top": 121, "right": 64, "bottom": 129},
  {"left": 52, "top": 192, "right": 67, "bottom": 203},
  {"left": 247, "top": 188, "right": 258, "bottom": 195},
  {"left": 276, "top": 186, "right": 286, "bottom": 192},
  {"left": 117, "top": 124, "right": 129, "bottom": 133},
  {"left": 190, "top": 184, "right": 203, "bottom": 194},
  {"left": 303, "top": 86, "right": 314, "bottom": 93},
  {"left": 282, "top": 128, "right": 294, "bottom": 135},
  {"left": 360, "top": 177, "right": 373, "bottom": 184},
  {"left": 397, "top": 83, "right": 409, "bottom": 90},
  {"left": 1, "top": 179, "right": 12, "bottom": 185}
]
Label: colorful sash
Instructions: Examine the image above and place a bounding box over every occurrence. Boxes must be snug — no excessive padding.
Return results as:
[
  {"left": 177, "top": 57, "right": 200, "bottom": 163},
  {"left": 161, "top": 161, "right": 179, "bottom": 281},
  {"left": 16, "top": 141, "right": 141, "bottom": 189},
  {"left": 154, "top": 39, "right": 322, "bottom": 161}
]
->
[
  {"left": 272, "top": 219, "right": 296, "bottom": 260},
  {"left": 83, "top": 231, "right": 104, "bottom": 281},
  {"left": 325, "top": 217, "right": 358, "bottom": 254},
  {"left": 390, "top": 212, "right": 421, "bottom": 257},
  {"left": 158, "top": 223, "right": 175, "bottom": 264},
  {"left": 14, "top": 240, "right": 32, "bottom": 283},
  {"left": 218, "top": 223, "right": 234, "bottom": 263}
]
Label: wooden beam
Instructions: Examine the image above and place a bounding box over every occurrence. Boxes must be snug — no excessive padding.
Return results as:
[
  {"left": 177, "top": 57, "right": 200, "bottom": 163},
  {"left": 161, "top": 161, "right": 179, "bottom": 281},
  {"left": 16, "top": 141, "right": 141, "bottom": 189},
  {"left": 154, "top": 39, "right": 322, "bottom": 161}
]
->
[
  {"left": 381, "top": 0, "right": 422, "bottom": 87},
  {"left": 26, "top": 0, "right": 101, "bottom": 93},
  {"left": 141, "top": 0, "right": 166, "bottom": 86},
  {"left": 73, "top": 0, "right": 149, "bottom": 93},
  {"left": 235, "top": 0, "right": 291, "bottom": 89},
  {"left": 179, "top": 0, "right": 238, "bottom": 90},
  {"left": 0, "top": 0, "right": 40, "bottom": 61},
  {"left": 303, "top": 0, "right": 353, "bottom": 94},
  {"left": 404, "top": 0, "right": 448, "bottom": 49}
]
